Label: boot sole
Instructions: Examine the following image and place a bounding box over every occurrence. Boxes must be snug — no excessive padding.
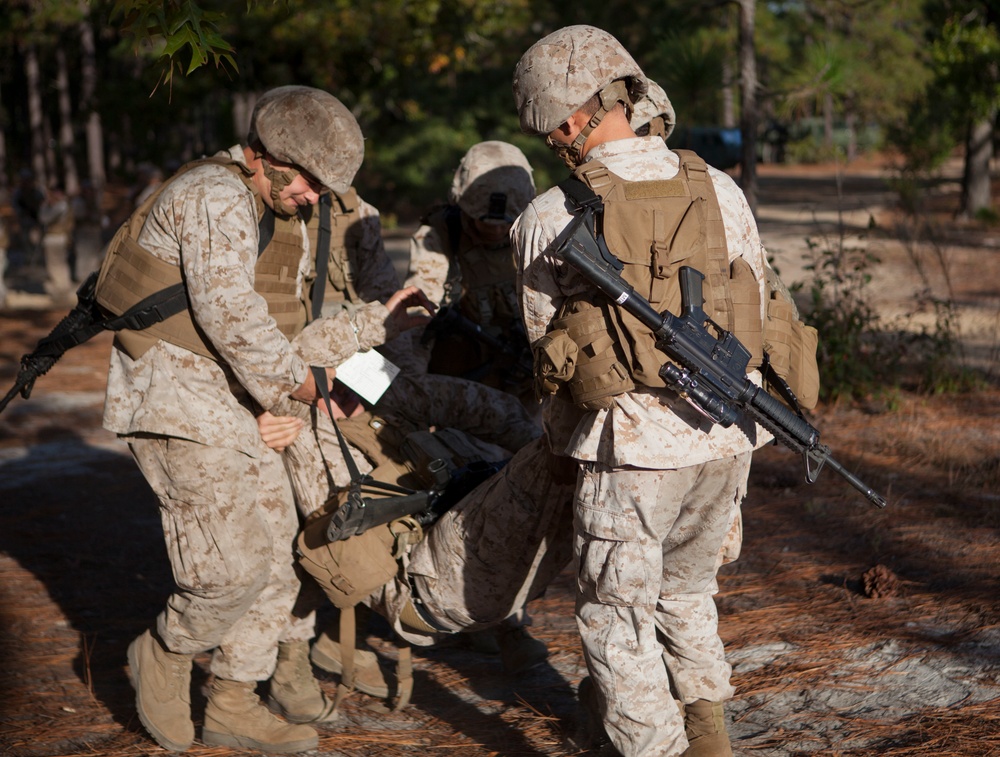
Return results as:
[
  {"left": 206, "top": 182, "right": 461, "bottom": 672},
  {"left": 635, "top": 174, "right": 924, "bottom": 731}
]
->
[
  {"left": 126, "top": 635, "right": 194, "bottom": 753},
  {"left": 202, "top": 729, "right": 318, "bottom": 753},
  {"left": 310, "top": 646, "right": 390, "bottom": 699}
]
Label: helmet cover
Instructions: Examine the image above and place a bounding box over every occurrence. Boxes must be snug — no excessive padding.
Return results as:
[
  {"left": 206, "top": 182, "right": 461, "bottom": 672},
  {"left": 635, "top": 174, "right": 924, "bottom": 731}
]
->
[
  {"left": 248, "top": 86, "right": 364, "bottom": 194},
  {"left": 513, "top": 25, "right": 647, "bottom": 135},
  {"left": 630, "top": 79, "right": 676, "bottom": 140},
  {"left": 449, "top": 141, "right": 535, "bottom": 222}
]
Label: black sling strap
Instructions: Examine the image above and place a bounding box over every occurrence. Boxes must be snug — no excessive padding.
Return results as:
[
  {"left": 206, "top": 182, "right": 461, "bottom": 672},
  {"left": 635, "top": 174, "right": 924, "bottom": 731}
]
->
[{"left": 311, "top": 194, "right": 333, "bottom": 321}]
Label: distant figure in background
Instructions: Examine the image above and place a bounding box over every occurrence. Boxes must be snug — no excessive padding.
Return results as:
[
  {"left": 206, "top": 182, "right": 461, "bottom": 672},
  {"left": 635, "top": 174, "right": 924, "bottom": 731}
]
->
[
  {"left": 130, "top": 162, "right": 165, "bottom": 210},
  {"left": 71, "top": 180, "right": 108, "bottom": 282},
  {"left": 39, "top": 183, "right": 75, "bottom": 305},
  {"left": 12, "top": 169, "right": 45, "bottom": 264}
]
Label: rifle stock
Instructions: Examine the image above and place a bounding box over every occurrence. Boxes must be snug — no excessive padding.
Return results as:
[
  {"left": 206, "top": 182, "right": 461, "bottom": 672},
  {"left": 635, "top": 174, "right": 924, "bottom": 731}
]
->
[{"left": 556, "top": 211, "right": 886, "bottom": 509}]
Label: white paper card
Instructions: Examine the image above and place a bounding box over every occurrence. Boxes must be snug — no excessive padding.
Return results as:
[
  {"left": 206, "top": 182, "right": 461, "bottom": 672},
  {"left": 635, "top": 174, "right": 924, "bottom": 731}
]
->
[{"left": 334, "top": 349, "right": 400, "bottom": 405}]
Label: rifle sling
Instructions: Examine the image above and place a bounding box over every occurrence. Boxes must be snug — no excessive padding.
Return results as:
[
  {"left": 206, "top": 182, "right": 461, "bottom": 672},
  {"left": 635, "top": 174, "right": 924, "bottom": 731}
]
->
[
  {"left": 310, "top": 366, "right": 416, "bottom": 503},
  {"left": 311, "top": 194, "right": 332, "bottom": 322}
]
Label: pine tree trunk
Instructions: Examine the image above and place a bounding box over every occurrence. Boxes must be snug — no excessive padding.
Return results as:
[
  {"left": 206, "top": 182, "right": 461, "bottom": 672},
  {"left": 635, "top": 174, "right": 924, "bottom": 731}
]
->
[
  {"left": 24, "top": 45, "right": 47, "bottom": 186},
  {"left": 960, "top": 114, "right": 995, "bottom": 219},
  {"left": 55, "top": 47, "right": 80, "bottom": 196},
  {"left": 722, "top": 59, "right": 736, "bottom": 129},
  {"left": 737, "top": 0, "right": 758, "bottom": 214},
  {"left": 78, "top": 11, "right": 106, "bottom": 195},
  {"left": 0, "top": 81, "right": 8, "bottom": 201}
]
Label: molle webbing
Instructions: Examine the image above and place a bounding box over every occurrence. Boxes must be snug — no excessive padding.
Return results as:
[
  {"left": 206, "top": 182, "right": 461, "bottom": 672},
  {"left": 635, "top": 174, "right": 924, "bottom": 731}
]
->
[{"left": 95, "top": 158, "right": 306, "bottom": 360}]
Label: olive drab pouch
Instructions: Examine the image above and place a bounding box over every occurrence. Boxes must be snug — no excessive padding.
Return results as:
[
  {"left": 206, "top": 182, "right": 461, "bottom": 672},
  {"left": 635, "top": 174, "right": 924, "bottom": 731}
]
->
[
  {"left": 531, "top": 329, "right": 578, "bottom": 399},
  {"left": 763, "top": 287, "right": 821, "bottom": 410}
]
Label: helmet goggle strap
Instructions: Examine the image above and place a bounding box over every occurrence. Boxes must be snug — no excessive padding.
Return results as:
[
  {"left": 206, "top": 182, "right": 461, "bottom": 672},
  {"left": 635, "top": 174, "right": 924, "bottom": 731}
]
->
[{"left": 547, "top": 79, "right": 634, "bottom": 170}]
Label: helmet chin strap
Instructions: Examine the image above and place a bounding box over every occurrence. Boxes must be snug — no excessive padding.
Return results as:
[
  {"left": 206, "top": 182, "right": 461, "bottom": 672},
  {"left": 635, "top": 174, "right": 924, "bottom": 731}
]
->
[
  {"left": 257, "top": 152, "right": 303, "bottom": 218},
  {"left": 546, "top": 80, "right": 635, "bottom": 170}
]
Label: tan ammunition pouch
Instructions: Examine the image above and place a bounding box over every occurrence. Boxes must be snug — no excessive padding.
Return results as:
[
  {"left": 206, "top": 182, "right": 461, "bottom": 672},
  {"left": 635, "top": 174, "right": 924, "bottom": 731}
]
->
[
  {"left": 539, "top": 152, "right": 764, "bottom": 410},
  {"left": 763, "top": 286, "right": 821, "bottom": 409},
  {"left": 94, "top": 157, "right": 307, "bottom": 360}
]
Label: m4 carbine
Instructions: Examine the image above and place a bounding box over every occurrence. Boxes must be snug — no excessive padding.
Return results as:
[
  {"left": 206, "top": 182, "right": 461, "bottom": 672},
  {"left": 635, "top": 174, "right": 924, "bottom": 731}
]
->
[{"left": 556, "top": 210, "right": 886, "bottom": 509}]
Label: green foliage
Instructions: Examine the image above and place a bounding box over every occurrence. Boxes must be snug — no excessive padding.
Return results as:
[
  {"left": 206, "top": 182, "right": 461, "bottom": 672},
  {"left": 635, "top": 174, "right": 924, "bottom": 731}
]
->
[
  {"left": 802, "top": 230, "right": 980, "bottom": 401},
  {"left": 931, "top": 11, "right": 1000, "bottom": 124},
  {"left": 802, "top": 236, "right": 890, "bottom": 401},
  {"left": 645, "top": 28, "right": 730, "bottom": 126},
  {"left": 111, "top": 0, "right": 239, "bottom": 90}
]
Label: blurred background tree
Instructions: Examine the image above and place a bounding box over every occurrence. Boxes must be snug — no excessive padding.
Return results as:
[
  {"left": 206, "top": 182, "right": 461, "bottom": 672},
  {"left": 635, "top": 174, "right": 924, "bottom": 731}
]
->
[{"left": 0, "top": 0, "right": 995, "bottom": 224}]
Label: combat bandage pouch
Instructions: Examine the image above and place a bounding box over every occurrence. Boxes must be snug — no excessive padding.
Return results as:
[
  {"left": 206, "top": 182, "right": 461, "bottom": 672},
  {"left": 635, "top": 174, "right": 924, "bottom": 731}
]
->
[{"left": 764, "top": 289, "right": 820, "bottom": 409}]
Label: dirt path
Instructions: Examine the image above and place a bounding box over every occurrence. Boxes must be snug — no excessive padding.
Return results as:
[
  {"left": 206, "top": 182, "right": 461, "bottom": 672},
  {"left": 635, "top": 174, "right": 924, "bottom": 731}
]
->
[{"left": 1, "top": 160, "right": 999, "bottom": 757}]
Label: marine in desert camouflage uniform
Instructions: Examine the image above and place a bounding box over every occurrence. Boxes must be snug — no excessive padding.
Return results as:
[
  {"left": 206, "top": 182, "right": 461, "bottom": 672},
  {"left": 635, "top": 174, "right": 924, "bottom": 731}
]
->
[
  {"left": 259, "top": 147, "right": 544, "bottom": 694},
  {"left": 512, "top": 26, "right": 774, "bottom": 757},
  {"left": 405, "top": 141, "right": 536, "bottom": 405},
  {"left": 102, "top": 86, "right": 426, "bottom": 754},
  {"left": 296, "top": 161, "right": 538, "bottom": 455}
]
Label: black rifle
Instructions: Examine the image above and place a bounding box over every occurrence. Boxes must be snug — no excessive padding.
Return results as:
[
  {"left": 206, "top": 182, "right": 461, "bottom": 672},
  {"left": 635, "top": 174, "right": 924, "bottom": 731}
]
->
[
  {"left": 1, "top": 272, "right": 107, "bottom": 414},
  {"left": 0, "top": 271, "right": 189, "bottom": 416},
  {"left": 556, "top": 210, "right": 886, "bottom": 509},
  {"left": 324, "top": 457, "right": 506, "bottom": 542}
]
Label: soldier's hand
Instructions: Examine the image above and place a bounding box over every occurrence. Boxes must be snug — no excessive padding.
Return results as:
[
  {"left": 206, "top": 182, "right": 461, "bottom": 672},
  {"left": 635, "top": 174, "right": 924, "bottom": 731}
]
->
[
  {"left": 386, "top": 285, "right": 437, "bottom": 331},
  {"left": 257, "top": 410, "right": 305, "bottom": 452},
  {"left": 316, "top": 383, "right": 365, "bottom": 420},
  {"left": 291, "top": 366, "right": 336, "bottom": 403}
]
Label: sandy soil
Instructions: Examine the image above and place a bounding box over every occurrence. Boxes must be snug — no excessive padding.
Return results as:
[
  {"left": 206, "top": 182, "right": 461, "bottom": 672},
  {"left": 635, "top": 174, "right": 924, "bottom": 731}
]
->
[{"left": 1, "top": 158, "right": 999, "bottom": 757}]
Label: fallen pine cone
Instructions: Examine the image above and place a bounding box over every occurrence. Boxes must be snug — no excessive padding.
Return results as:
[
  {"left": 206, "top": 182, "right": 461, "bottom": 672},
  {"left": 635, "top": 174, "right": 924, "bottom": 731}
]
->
[{"left": 862, "top": 564, "right": 901, "bottom": 598}]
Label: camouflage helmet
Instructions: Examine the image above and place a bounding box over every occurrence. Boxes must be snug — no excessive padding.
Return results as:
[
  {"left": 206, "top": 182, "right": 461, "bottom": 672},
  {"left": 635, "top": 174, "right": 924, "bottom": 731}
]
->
[
  {"left": 512, "top": 25, "right": 647, "bottom": 136},
  {"left": 247, "top": 86, "right": 364, "bottom": 194},
  {"left": 630, "top": 79, "right": 676, "bottom": 141},
  {"left": 449, "top": 141, "right": 535, "bottom": 223}
]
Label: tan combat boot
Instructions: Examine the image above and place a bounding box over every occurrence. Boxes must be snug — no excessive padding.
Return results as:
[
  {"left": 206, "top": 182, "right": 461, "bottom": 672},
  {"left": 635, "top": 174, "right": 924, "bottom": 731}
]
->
[
  {"left": 268, "top": 640, "right": 338, "bottom": 724},
  {"left": 682, "top": 699, "right": 733, "bottom": 757},
  {"left": 310, "top": 628, "right": 391, "bottom": 698},
  {"left": 202, "top": 677, "right": 318, "bottom": 753},
  {"left": 126, "top": 628, "right": 194, "bottom": 752}
]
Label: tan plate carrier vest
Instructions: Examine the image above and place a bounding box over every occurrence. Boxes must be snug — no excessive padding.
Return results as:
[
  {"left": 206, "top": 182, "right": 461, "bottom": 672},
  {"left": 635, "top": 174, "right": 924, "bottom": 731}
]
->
[
  {"left": 94, "top": 157, "right": 307, "bottom": 360},
  {"left": 544, "top": 150, "right": 765, "bottom": 410}
]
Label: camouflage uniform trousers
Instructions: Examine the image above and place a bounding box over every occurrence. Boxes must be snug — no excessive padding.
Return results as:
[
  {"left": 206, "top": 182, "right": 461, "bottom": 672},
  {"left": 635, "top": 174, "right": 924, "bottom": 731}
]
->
[
  {"left": 575, "top": 451, "right": 752, "bottom": 757},
  {"left": 371, "top": 436, "right": 575, "bottom": 643},
  {"left": 128, "top": 435, "right": 315, "bottom": 682}
]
